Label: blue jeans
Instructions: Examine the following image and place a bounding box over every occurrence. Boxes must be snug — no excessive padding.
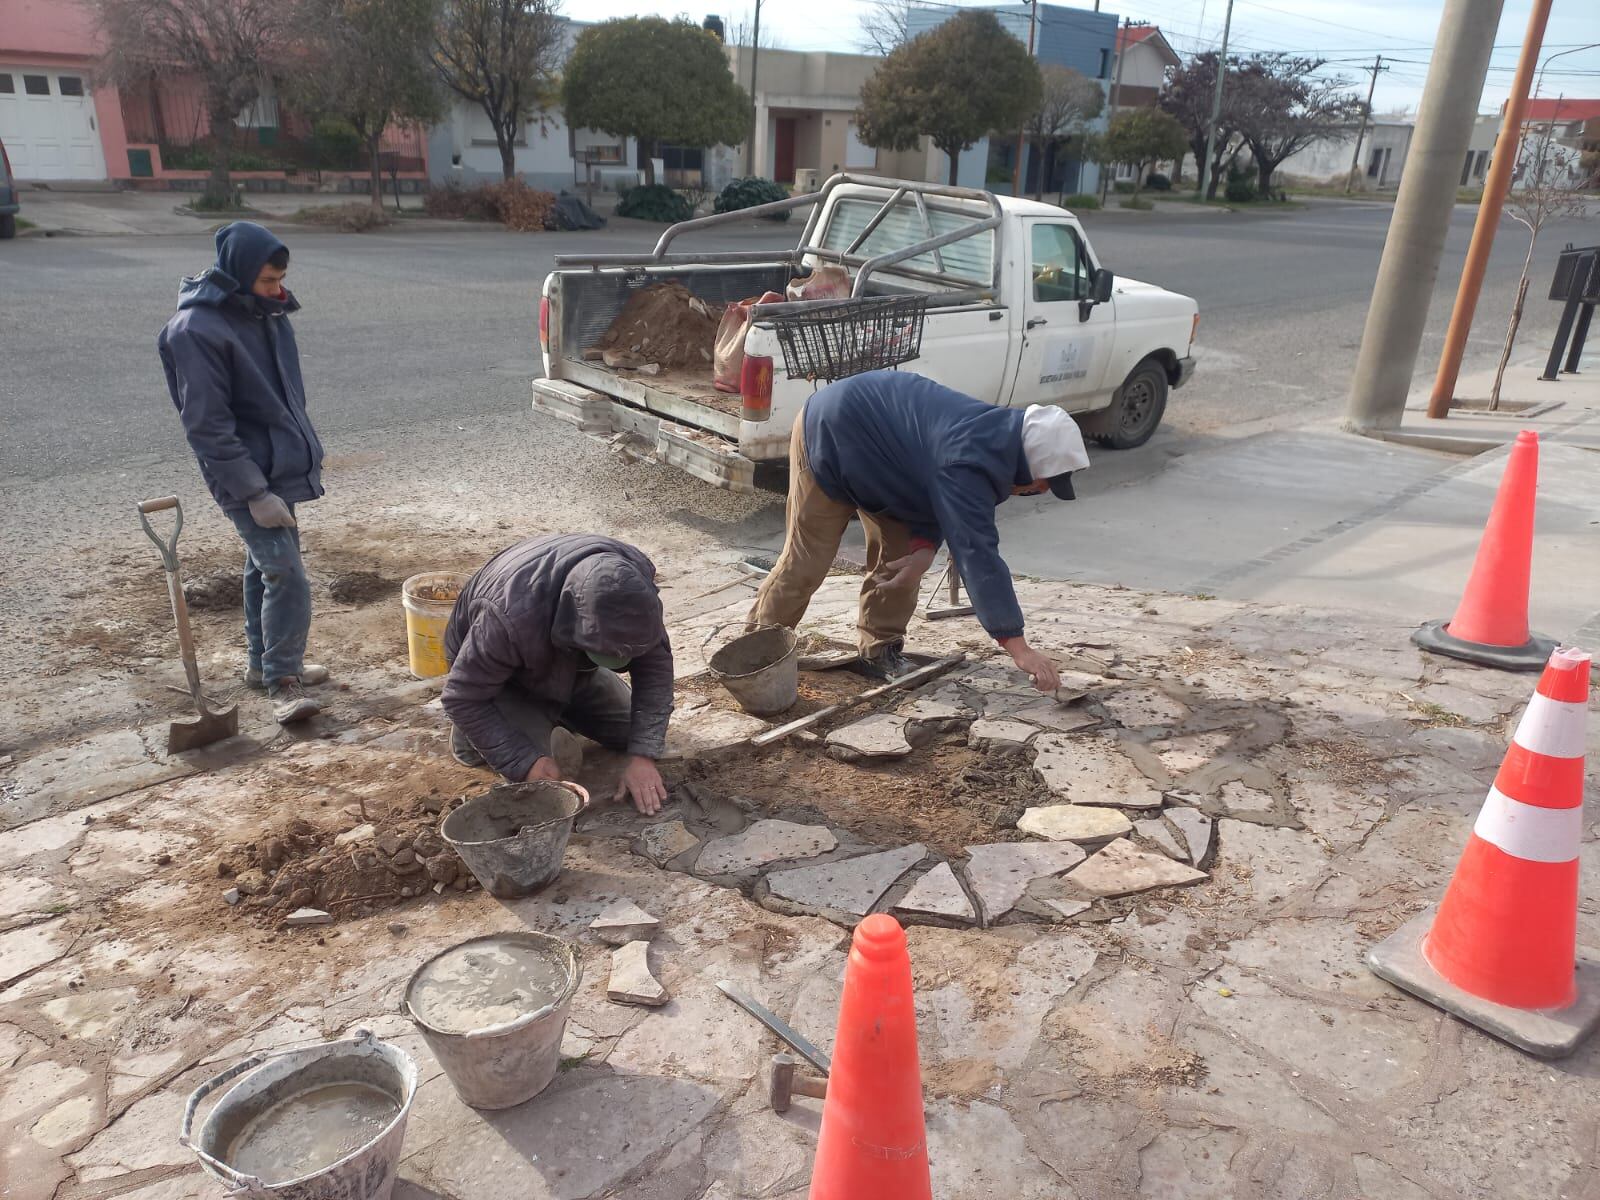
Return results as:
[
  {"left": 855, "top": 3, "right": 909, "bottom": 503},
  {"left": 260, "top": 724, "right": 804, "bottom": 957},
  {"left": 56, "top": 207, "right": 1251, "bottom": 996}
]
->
[{"left": 227, "top": 506, "right": 312, "bottom": 685}]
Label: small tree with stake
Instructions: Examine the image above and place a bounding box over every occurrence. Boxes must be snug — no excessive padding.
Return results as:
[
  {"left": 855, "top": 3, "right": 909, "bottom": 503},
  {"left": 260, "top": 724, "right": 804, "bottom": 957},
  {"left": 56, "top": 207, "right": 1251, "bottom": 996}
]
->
[
  {"left": 561, "top": 17, "right": 749, "bottom": 188},
  {"left": 856, "top": 11, "right": 1042, "bottom": 188},
  {"left": 91, "top": 0, "right": 296, "bottom": 210},
  {"left": 1025, "top": 65, "right": 1104, "bottom": 201},
  {"left": 432, "top": 0, "right": 562, "bottom": 183},
  {"left": 1098, "top": 108, "right": 1188, "bottom": 202}
]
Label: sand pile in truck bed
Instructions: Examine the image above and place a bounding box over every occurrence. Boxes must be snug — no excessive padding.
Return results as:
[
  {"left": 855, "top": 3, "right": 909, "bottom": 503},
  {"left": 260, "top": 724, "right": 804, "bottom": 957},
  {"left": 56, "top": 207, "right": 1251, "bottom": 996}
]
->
[{"left": 586, "top": 282, "right": 719, "bottom": 369}]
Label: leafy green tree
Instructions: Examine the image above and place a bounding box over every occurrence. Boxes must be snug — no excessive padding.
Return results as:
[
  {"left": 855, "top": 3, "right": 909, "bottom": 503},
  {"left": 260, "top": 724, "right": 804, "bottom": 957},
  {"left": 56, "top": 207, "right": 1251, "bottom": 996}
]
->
[
  {"left": 856, "top": 11, "right": 1043, "bottom": 187},
  {"left": 1098, "top": 108, "right": 1188, "bottom": 200},
  {"left": 562, "top": 18, "right": 750, "bottom": 186},
  {"left": 295, "top": 0, "right": 445, "bottom": 210},
  {"left": 433, "top": 0, "right": 563, "bottom": 182}
]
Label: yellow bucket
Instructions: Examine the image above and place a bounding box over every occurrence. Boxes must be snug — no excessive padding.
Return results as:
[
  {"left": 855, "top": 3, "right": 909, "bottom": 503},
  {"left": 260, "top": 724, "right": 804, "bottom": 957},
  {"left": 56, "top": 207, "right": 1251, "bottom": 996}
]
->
[{"left": 401, "top": 572, "right": 465, "bottom": 679}]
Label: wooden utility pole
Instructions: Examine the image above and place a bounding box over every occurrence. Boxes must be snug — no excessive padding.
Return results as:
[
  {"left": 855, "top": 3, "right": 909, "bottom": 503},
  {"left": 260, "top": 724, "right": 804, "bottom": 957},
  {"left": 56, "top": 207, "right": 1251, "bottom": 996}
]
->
[
  {"left": 1426, "top": 0, "right": 1555, "bottom": 418},
  {"left": 1099, "top": 17, "right": 1131, "bottom": 204},
  {"left": 1011, "top": 0, "right": 1039, "bottom": 197},
  {"left": 1345, "top": 55, "right": 1384, "bottom": 195},
  {"left": 1197, "top": 0, "right": 1235, "bottom": 201}
]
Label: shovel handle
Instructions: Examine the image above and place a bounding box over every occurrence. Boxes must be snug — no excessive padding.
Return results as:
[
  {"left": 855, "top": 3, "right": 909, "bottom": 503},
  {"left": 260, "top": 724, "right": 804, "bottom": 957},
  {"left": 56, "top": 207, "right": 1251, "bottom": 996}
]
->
[
  {"left": 137, "top": 497, "right": 184, "bottom": 573},
  {"left": 138, "top": 497, "right": 205, "bottom": 705}
]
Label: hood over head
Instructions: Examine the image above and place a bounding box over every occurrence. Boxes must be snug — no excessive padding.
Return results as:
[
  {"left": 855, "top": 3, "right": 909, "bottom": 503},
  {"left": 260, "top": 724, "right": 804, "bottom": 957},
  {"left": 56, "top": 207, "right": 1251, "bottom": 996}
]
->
[
  {"left": 551, "top": 553, "right": 666, "bottom": 660},
  {"left": 177, "top": 221, "right": 291, "bottom": 311}
]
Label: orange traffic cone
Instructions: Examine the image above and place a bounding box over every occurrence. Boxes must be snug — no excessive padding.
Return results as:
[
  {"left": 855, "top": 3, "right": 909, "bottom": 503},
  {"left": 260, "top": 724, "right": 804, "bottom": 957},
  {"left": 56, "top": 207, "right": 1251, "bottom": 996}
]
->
[
  {"left": 1412, "top": 430, "right": 1556, "bottom": 671},
  {"left": 808, "top": 914, "right": 931, "bottom": 1200},
  {"left": 1367, "top": 646, "right": 1599, "bottom": 1057}
]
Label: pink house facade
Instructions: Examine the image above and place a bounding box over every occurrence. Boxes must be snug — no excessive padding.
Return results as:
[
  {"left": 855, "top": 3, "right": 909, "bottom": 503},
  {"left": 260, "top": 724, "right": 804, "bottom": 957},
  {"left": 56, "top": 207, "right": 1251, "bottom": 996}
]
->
[{"left": 0, "top": 0, "right": 426, "bottom": 187}]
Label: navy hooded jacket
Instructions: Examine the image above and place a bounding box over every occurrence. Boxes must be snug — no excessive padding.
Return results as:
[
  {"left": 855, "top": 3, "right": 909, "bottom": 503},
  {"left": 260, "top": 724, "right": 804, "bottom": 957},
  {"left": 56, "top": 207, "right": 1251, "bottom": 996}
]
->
[
  {"left": 804, "top": 371, "right": 1031, "bottom": 641},
  {"left": 157, "top": 222, "right": 324, "bottom": 513}
]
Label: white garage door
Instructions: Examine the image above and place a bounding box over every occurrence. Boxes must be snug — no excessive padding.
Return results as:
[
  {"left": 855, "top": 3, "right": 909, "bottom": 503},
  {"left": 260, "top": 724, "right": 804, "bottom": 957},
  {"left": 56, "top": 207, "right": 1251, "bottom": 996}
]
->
[{"left": 0, "top": 67, "right": 108, "bottom": 181}]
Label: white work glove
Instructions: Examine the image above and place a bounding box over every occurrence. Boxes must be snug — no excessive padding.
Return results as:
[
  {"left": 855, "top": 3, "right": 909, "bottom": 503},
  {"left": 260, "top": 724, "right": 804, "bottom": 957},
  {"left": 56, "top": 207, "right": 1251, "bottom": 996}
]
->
[{"left": 247, "top": 492, "right": 296, "bottom": 528}]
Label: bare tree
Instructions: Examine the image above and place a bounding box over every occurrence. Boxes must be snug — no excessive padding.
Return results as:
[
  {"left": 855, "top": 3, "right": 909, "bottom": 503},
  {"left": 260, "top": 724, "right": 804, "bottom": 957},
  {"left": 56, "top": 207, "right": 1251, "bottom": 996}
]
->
[
  {"left": 724, "top": 8, "right": 780, "bottom": 50},
  {"left": 433, "top": 0, "right": 563, "bottom": 181},
  {"left": 1231, "top": 54, "right": 1367, "bottom": 196},
  {"left": 1489, "top": 124, "right": 1592, "bottom": 409},
  {"left": 858, "top": 0, "right": 911, "bottom": 57},
  {"left": 91, "top": 0, "right": 296, "bottom": 208},
  {"left": 1025, "top": 65, "right": 1103, "bottom": 201}
]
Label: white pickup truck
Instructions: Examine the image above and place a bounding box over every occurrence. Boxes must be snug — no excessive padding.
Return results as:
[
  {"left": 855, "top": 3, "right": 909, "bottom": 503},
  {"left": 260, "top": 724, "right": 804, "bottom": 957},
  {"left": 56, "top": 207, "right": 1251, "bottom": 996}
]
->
[{"left": 534, "top": 174, "right": 1197, "bottom": 492}]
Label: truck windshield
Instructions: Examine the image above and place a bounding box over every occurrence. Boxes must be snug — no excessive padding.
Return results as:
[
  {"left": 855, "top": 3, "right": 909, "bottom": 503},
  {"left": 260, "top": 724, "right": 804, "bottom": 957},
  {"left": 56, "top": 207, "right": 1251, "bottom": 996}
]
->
[{"left": 819, "top": 196, "right": 994, "bottom": 286}]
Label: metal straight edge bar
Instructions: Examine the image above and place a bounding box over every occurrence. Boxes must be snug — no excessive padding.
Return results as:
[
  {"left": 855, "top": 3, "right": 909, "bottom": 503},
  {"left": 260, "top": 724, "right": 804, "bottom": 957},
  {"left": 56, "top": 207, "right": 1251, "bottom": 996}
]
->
[
  {"left": 747, "top": 652, "right": 968, "bottom": 748},
  {"left": 715, "top": 980, "right": 833, "bottom": 1074}
]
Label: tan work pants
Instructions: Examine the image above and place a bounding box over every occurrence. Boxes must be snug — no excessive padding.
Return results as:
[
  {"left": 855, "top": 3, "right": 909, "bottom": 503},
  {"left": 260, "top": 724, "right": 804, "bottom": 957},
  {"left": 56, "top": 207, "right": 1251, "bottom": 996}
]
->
[{"left": 750, "top": 413, "right": 919, "bottom": 655}]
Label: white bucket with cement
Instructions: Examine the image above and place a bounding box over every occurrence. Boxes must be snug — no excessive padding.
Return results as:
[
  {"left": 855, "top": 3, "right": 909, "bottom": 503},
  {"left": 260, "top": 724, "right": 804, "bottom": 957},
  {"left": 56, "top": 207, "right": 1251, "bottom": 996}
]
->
[{"left": 181, "top": 1029, "right": 417, "bottom": 1200}]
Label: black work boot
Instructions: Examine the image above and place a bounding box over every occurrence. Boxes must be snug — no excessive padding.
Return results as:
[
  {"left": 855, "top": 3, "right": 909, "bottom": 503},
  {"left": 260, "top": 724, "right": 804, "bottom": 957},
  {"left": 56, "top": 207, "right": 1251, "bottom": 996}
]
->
[
  {"left": 451, "top": 724, "right": 487, "bottom": 769},
  {"left": 858, "top": 643, "right": 914, "bottom": 682}
]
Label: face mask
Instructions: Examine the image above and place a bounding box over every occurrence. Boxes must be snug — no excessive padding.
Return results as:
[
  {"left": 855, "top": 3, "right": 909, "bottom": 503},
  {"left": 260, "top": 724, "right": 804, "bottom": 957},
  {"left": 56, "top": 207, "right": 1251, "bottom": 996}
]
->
[{"left": 585, "top": 651, "right": 632, "bottom": 671}]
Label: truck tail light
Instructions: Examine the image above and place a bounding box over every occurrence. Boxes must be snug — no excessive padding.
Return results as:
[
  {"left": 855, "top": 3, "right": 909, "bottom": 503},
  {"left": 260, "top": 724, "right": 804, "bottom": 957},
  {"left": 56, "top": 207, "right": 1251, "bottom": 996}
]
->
[
  {"left": 538, "top": 296, "right": 550, "bottom": 353},
  {"left": 741, "top": 354, "right": 774, "bottom": 422},
  {"left": 1190, "top": 313, "right": 1200, "bottom": 348}
]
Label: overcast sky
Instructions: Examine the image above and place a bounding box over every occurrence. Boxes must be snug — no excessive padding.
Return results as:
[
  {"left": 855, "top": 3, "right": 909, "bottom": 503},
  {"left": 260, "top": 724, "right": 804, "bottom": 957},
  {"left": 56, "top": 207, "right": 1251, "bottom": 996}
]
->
[{"left": 571, "top": 0, "right": 1600, "bottom": 117}]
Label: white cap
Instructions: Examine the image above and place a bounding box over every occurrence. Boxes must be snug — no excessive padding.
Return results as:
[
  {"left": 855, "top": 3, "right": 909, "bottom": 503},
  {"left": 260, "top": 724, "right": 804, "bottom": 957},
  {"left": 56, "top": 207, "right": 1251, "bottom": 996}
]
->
[{"left": 1022, "top": 404, "right": 1091, "bottom": 482}]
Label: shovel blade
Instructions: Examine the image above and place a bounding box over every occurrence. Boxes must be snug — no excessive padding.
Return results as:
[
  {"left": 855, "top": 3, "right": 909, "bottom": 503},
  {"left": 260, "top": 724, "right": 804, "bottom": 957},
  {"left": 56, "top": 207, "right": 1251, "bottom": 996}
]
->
[{"left": 168, "top": 706, "right": 240, "bottom": 753}]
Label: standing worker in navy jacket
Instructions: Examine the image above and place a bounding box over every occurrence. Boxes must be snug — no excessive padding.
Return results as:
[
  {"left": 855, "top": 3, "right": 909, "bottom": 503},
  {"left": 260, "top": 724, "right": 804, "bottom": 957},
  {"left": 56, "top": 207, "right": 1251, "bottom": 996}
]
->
[
  {"left": 750, "top": 370, "right": 1089, "bottom": 691},
  {"left": 158, "top": 222, "right": 328, "bottom": 725}
]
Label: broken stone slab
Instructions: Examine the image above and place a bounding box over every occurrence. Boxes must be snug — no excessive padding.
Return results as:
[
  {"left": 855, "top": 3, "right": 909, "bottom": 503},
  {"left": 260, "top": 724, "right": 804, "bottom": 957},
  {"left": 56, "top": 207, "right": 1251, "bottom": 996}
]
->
[
  {"left": 1166, "top": 806, "right": 1216, "bottom": 868},
  {"left": 1007, "top": 701, "right": 1101, "bottom": 734},
  {"left": 696, "top": 820, "right": 837, "bottom": 876},
  {"left": 1100, "top": 685, "right": 1190, "bottom": 729},
  {"left": 590, "top": 900, "right": 660, "bottom": 946},
  {"left": 661, "top": 704, "right": 768, "bottom": 761},
  {"left": 1136, "top": 818, "right": 1187, "bottom": 862},
  {"left": 334, "top": 823, "right": 375, "bottom": 847},
  {"left": 962, "top": 842, "right": 1086, "bottom": 926},
  {"left": 1016, "top": 804, "right": 1132, "bottom": 845},
  {"left": 1066, "top": 839, "right": 1207, "bottom": 898},
  {"left": 637, "top": 819, "right": 701, "bottom": 867},
  {"left": 1032, "top": 732, "right": 1163, "bottom": 810},
  {"left": 222, "top": 888, "right": 241, "bottom": 906},
  {"left": 283, "top": 908, "right": 333, "bottom": 927},
  {"left": 766, "top": 843, "right": 927, "bottom": 918},
  {"left": 967, "top": 718, "right": 1037, "bottom": 753},
  {"left": 826, "top": 714, "right": 913, "bottom": 762},
  {"left": 608, "top": 940, "right": 668, "bottom": 1007},
  {"left": 894, "top": 862, "right": 976, "bottom": 923},
  {"left": 1043, "top": 898, "right": 1092, "bottom": 921}
]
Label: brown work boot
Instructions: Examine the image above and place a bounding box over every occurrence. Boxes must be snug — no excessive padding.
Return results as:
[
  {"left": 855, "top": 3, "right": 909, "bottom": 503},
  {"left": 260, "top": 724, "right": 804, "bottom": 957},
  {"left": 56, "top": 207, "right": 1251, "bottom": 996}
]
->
[
  {"left": 247, "top": 663, "right": 329, "bottom": 690},
  {"left": 268, "top": 677, "right": 322, "bottom": 724}
]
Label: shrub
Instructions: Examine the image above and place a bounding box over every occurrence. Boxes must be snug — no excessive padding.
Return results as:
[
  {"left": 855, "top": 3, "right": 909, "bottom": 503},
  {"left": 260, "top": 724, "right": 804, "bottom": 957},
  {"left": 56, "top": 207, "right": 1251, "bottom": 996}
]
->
[
  {"left": 1119, "top": 196, "right": 1154, "bottom": 211},
  {"left": 1145, "top": 172, "right": 1171, "bottom": 192},
  {"left": 1224, "top": 176, "right": 1257, "bottom": 203},
  {"left": 163, "top": 142, "right": 279, "bottom": 172},
  {"left": 1060, "top": 192, "right": 1100, "bottom": 211},
  {"left": 310, "top": 120, "right": 363, "bottom": 171},
  {"left": 617, "top": 183, "right": 694, "bottom": 223},
  {"left": 422, "top": 180, "right": 556, "bottom": 230},
  {"left": 1112, "top": 180, "right": 1134, "bottom": 194},
  {"left": 423, "top": 182, "right": 500, "bottom": 221},
  {"left": 714, "top": 177, "right": 791, "bottom": 219},
  {"left": 293, "top": 202, "right": 391, "bottom": 232}
]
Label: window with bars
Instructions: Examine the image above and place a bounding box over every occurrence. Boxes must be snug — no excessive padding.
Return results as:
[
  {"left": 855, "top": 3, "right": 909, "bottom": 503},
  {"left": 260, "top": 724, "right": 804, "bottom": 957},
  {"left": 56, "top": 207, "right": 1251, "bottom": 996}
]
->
[{"left": 819, "top": 196, "right": 994, "bottom": 285}]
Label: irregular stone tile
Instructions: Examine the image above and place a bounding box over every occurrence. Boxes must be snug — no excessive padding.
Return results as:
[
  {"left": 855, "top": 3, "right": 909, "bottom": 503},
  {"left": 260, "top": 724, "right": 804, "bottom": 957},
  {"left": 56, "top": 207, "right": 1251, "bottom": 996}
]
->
[
  {"left": 696, "top": 820, "right": 837, "bottom": 876},
  {"left": 962, "top": 842, "right": 1086, "bottom": 925},
  {"left": 1052, "top": 670, "right": 1110, "bottom": 699},
  {"left": 1165, "top": 806, "right": 1215, "bottom": 867},
  {"left": 31, "top": 1094, "right": 99, "bottom": 1149},
  {"left": 0, "top": 1023, "right": 45, "bottom": 1070},
  {"left": 925, "top": 1099, "right": 1061, "bottom": 1197},
  {"left": 702, "top": 1102, "right": 816, "bottom": 1196},
  {"left": 1136, "top": 1126, "right": 1249, "bottom": 1196},
  {"left": 898, "top": 685, "right": 974, "bottom": 723},
  {"left": 1217, "top": 780, "right": 1277, "bottom": 816},
  {"left": 66, "top": 1088, "right": 192, "bottom": 1181},
  {"left": 0, "top": 917, "right": 69, "bottom": 984},
  {"left": 0, "top": 811, "right": 90, "bottom": 871},
  {"left": 895, "top": 862, "right": 977, "bottom": 923},
  {"left": 1007, "top": 701, "right": 1100, "bottom": 734},
  {"left": 0, "top": 1061, "right": 90, "bottom": 1125},
  {"left": 1043, "top": 898, "right": 1091, "bottom": 921},
  {"left": 826, "top": 713, "right": 913, "bottom": 761},
  {"left": 1413, "top": 683, "right": 1511, "bottom": 725},
  {"left": 607, "top": 989, "right": 763, "bottom": 1083},
  {"left": 4, "top": 730, "right": 196, "bottom": 829},
  {"left": 1066, "top": 839, "right": 1206, "bottom": 898},
  {"left": 1033, "top": 733, "right": 1162, "bottom": 809},
  {"left": 1101, "top": 686, "right": 1189, "bottom": 728},
  {"left": 767, "top": 844, "right": 927, "bottom": 917},
  {"left": 1411, "top": 726, "right": 1505, "bottom": 772},
  {"left": 1016, "top": 804, "right": 1132, "bottom": 844},
  {"left": 589, "top": 900, "right": 659, "bottom": 946},
  {"left": 67, "top": 828, "right": 193, "bottom": 888},
  {"left": 1154, "top": 730, "right": 1232, "bottom": 775},
  {"left": 1215, "top": 820, "right": 1331, "bottom": 905},
  {"left": 284, "top": 907, "right": 333, "bottom": 927},
  {"left": 41, "top": 987, "right": 138, "bottom": 1039},
  {"left": 662, "top": 704, "right": 768, "bottom": 760},
  {"left": 637, "top": 819, "right": 700, "bottom": 866},
  {"left": 1136, "top": 818, "right": 1187, "bottom": 861},
  {"left": 608, "top": 940, "right": 668, "bottom": 1006},
  {"left": 967, "top": 717, "right": 1037, "bottom": 752}
]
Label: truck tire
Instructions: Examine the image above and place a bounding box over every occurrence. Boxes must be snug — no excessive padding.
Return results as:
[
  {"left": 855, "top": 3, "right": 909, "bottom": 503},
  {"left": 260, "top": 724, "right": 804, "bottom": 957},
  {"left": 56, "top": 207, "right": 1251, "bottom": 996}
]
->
[
  {"left": 0, "top": 214, "right": 15, "bottom": 240},
  {"left": 1093, "top": 359, "right": 1168, "bottom": 449}
]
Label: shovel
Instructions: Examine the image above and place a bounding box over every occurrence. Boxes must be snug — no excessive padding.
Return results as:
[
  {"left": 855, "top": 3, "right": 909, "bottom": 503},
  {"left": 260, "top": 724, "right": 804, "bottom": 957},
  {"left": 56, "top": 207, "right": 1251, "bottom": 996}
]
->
[{"left": 138, "top": 496, "right": 239, "bottom": 752}]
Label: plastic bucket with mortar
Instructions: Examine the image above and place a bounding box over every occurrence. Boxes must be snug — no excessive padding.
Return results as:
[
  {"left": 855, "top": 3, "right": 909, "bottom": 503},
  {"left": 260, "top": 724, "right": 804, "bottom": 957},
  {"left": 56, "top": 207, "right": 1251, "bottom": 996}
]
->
[
  {"left": 180, "top": 1029, "right": 417, "bottom": 1200},
  {"left": 440, "top": 780, "right": 588, "bottom": 897},
  {"left": 706, "top": 622, "right": 799, "bottom": 716},
  {"left": 401, "top": 931, "right": 581, "bottom": 1110},
  {"left": 401, "top": 572, "right": 465, "bottom": 679}
]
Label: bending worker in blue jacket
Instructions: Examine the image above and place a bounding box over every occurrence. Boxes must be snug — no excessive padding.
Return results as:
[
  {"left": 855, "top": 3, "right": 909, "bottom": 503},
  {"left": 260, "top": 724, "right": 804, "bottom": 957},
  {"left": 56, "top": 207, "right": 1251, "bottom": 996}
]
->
[
  {"left": 158, "top": 222, "right": 328, "bottom": 725},
  {"left": 750, "top": 370, "right": 1089, "bottom": 691}
]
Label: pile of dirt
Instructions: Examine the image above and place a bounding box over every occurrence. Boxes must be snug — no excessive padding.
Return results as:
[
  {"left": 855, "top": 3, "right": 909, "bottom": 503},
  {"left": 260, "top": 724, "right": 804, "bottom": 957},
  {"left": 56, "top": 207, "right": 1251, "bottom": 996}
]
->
[
  {"left": 212, "top": 799, "right": 481, "bottom": 926},
  {"left": 678, "top": 667, "right": 871, "bottom": 723},
  {"left": 183, "top": 571, "right": 244, "bottom": 612},
  {"left": 325, "top": 570, "right": 398, "bottom": 605},
  {"left": 585, "top": 282, "right": 718, "bottom": 370}
]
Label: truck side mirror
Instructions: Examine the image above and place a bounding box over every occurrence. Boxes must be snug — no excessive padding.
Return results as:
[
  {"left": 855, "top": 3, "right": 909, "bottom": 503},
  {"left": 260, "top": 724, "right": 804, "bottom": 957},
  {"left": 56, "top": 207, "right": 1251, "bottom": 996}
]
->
[{"left": 1079, "top": 268, "right": 1115, "bottom": 321}]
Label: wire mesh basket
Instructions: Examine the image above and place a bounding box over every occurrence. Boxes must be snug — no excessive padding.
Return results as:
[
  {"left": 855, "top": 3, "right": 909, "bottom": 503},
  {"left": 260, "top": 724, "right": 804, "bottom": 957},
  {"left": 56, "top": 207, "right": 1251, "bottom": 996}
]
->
[{"left": 768, "top": 295, "right": 929, "bottom": 382}]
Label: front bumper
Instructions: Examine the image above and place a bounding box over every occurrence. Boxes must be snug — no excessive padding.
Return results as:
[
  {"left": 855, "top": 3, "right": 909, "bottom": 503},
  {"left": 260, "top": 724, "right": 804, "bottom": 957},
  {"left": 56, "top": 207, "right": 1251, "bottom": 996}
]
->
[{"left": 1173, "top": 355, "right": 1196, "bottom": 389}]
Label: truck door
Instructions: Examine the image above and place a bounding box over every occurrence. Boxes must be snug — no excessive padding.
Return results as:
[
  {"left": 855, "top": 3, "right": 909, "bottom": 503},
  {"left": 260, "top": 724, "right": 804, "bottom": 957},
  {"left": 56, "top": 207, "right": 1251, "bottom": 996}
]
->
[{"left": 1008, "top": 220, "right": 1115, "bottom": 410}]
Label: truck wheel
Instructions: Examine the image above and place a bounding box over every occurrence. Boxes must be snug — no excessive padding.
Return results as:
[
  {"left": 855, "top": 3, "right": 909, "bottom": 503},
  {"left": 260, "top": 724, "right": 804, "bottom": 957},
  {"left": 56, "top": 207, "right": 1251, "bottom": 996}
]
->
[
  {"left": 0, "top": 214, "right": 15, "bottom": 240},
  {"left": 1095, "top": 360, "right": 1168, "bottom": 449}
]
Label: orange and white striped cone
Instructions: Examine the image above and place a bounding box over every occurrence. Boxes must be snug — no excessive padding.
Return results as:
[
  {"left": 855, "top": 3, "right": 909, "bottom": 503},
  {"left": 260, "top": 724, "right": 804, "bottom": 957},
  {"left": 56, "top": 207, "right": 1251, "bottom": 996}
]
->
[{"left": 1367, "top": 646, "right": 1599, "bottom": 1058}]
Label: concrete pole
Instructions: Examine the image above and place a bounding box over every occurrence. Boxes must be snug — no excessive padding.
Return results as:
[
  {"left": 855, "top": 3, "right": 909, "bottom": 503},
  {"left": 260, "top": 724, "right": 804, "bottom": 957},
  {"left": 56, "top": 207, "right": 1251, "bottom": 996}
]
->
[
  {"left": 1197, "top": 0, "right": 1235, "bottom": 202},
  {"left": 1426, "top": 0, "right": 1553, "bottom": 418},
  {"left": 1343, "top": 0, "right": 1506, "bottom": 433}
]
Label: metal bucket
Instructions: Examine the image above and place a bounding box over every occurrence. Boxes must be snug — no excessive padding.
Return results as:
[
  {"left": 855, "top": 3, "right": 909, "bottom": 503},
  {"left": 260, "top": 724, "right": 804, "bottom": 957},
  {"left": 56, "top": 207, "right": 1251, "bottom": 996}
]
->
[
  {"left": 706, "top": 622, "right": 799, "bottom": 716},
  {"left": 180, "top": 1029, "right": 417, "bottom": 1200},
  {"left": 440, "top": 781, "right": 588, "bottom": 898},
  {"left": 401, "top": 932, "right": 581, "bottom": 1110}
]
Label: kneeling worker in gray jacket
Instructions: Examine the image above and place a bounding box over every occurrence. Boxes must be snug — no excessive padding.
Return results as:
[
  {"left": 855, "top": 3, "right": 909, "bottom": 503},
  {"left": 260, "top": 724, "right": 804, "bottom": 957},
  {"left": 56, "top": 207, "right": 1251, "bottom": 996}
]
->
[{"left": 441, "top": 534, "right": 673, "bottom": 815}]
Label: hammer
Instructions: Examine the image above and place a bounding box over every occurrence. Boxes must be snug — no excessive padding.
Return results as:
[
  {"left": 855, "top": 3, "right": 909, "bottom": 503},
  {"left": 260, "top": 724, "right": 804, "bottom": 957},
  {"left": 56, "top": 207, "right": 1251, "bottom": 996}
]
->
[{"left": 769, "top": 1053, "right": 828, "bottom": 1113}]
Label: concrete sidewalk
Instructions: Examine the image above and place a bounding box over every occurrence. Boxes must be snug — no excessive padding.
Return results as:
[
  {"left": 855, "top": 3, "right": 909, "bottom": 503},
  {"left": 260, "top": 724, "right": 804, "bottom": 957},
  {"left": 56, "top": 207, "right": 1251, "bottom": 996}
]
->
[{"left": 13, "top": 185, "right": 430, "bottom": 237}]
